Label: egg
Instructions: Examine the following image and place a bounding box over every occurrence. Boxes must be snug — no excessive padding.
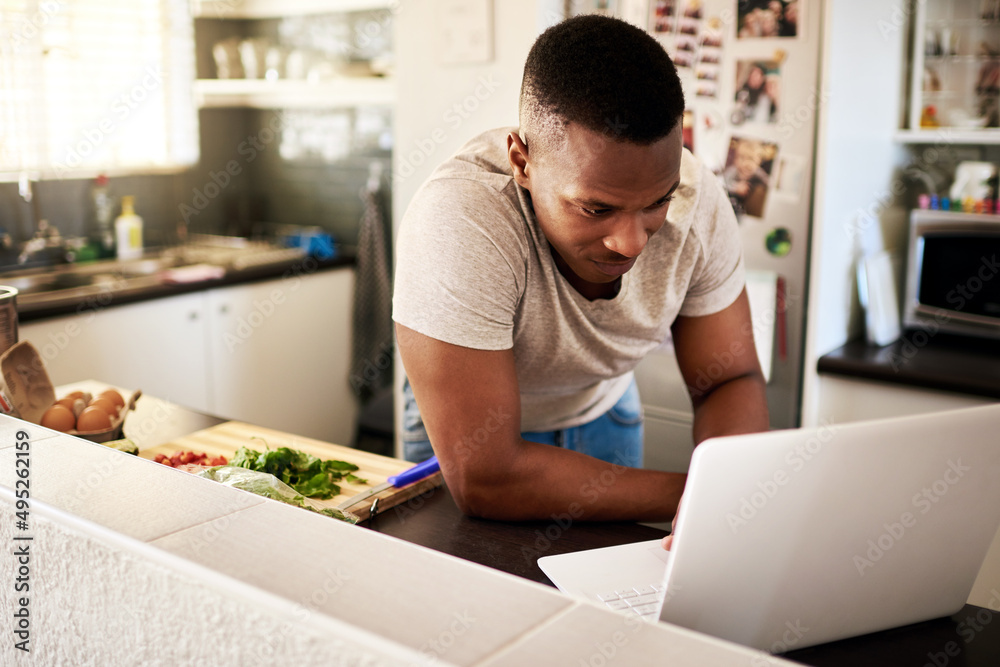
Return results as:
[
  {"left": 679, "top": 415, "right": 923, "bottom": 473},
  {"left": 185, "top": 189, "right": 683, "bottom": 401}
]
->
[
  {"left": 98, "top": 389, "right": 125, "bottom": 410},
  {"left": 64, "top": 390, "right": 91, "bottom": 403},
  {"left": 88, "top": 397, "right": 120, "bottom": 417},
  {"left": 55, "top": 397, "right": 87, "bottom": 417},
  {"left": 55, "top": 397, "right": 78, "bottom": 411},
  {"left": 76, "top": 406, "right": 112, "bottom": 432},
  {"left": 41, "top": 404, "right": 76, "bottom": 432}
]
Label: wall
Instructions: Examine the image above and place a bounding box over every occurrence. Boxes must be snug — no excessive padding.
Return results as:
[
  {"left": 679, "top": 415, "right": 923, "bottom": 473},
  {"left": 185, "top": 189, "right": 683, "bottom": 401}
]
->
[
  {"left": 0, "top": 505, "right": 418, "bottom": 665},
  {"left": 391, "top": 0, "right": 551, "bottom": 456},
  {"left": 391, "top": 0, "right": 553, "bottom": 219},
  {"left": 800, "top": 0, "right": 911, "bottom": 427}
]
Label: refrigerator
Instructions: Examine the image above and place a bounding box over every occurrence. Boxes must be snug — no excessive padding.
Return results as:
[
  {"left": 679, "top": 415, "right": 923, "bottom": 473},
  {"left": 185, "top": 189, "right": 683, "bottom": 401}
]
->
[{"left": 596, "top": 0, "right": 824, "bottom": 470}]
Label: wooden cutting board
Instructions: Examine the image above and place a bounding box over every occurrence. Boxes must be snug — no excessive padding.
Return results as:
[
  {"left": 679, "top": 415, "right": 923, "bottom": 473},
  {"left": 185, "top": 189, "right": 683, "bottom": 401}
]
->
[{"left": 140, "top": 421, "right": 442, "bottom": 521}]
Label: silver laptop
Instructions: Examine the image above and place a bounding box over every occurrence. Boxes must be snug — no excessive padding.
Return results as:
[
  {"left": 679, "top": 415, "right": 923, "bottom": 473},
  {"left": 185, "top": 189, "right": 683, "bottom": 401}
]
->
[{"left": 539, "top": 403, "right": 1000, "bottom": 653}]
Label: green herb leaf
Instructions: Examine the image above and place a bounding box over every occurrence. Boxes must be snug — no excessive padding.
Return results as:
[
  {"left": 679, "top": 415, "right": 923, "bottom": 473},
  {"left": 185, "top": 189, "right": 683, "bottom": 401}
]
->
[
  {"left": 294, "top": 472, "right": 341, "bottom": 499},
  {"left": 228, "top": 442, "right": 361, "bottom": 499}
]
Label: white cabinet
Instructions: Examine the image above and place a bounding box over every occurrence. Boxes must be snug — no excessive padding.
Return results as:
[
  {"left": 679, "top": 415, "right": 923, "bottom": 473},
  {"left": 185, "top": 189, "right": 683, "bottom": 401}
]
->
[
  {"left": 204, "top": 268, "right": 357, "bottom": 445},
  {"left": 19, "top": 268, "right": 357, "bottom": 445},
  {"left": 816, "top": 375, "right": 991, "bottom": 425},
  {"left": 20, "top": 291, "right": 213, "bottom": 411}
]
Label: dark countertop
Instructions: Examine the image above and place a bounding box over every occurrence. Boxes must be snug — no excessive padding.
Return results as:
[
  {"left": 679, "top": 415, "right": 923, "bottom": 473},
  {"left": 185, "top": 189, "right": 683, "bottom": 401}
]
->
[
  {"left": 367, "top": 485, "right": 1000, "bottom": 667},
  {"left": 10, "top": 252, "right": 354, "bottom": 322},
  {"left": 367, "top": 483, "right": 669, "bottom": 585},
  {"left": 817, "top": 334, "right": 1000, "bottom": 399},
  {"left": 109, "top": 393, "right": 1000, "bottom": 667}
]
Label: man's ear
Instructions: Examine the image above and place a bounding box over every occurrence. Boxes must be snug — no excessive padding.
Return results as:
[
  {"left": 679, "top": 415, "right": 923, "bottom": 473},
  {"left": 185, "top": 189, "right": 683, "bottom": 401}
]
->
[{"left": 507, "top": 131, "right": 531, "bottom": 189}]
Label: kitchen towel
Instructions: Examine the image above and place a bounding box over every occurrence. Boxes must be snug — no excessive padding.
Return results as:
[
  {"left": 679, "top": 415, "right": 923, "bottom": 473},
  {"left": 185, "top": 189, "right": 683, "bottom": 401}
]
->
[{"left": 349, "top": 170, "right": 393, "bottom": 405}]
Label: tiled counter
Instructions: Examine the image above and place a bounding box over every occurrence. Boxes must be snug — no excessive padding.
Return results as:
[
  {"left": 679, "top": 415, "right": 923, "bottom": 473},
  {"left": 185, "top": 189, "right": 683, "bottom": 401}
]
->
[{"left": 0, "top": 410, "right": 793, "bottom": 666}]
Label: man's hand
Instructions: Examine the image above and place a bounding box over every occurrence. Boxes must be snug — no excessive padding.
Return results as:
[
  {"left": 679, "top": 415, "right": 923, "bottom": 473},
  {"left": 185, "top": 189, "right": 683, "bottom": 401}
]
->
[
  {"left": 396, "top": 322, "right": 686, "bottom": 522},
  {"left": 662, "top": 491, "right": 683, "bottom": 551}
]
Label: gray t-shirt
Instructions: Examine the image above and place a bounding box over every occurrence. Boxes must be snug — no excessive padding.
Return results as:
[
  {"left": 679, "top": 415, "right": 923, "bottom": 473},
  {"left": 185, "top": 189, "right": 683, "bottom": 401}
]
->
[{"left": 393, "top": 127, "right": 745, "bottom": 432}]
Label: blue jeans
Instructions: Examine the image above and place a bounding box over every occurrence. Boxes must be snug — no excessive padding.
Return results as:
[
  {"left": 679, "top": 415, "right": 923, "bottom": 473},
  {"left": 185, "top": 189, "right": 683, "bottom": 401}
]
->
[{"left": 401, "top": 378, "right": 644, "bottom": 467}]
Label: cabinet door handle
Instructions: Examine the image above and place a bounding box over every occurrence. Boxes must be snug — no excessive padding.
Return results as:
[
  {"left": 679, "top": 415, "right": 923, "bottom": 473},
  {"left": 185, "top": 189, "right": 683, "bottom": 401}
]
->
[
  {"left": 219, "top": 304, "right": 229, "bottom": 315},
  {"left": 189, "top": 311, "right": 199, "bottom": 321}
]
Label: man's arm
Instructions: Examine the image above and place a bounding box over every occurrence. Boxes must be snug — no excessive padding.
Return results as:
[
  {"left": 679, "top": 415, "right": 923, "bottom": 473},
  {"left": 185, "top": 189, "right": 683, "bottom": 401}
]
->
[
  {"left": 396, "top": 322, "right": 686, "bottom": 522},
  {"left": 670, "top": 287, "right": 769, "bottom": 444},
  {"left": 661, "top": 287, "right": 768, "bottom": 550}
]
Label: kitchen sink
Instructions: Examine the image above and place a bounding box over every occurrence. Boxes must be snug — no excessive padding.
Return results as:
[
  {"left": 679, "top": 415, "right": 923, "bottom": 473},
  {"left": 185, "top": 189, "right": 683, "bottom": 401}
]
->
[
  {"left": 0, "top": 256, "right": 188, "bottom": 296},
  {"left": 0, "top": 237, "right": 309, "bottom": 309},
  {"left": 1, "top": 272, "right": 98, "bottom": 295}
]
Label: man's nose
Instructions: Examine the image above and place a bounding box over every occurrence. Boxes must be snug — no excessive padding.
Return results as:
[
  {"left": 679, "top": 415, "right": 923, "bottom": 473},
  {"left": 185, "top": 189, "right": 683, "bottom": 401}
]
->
[{"left": 604, "top": 215, "right": 649, "bottom": 258}]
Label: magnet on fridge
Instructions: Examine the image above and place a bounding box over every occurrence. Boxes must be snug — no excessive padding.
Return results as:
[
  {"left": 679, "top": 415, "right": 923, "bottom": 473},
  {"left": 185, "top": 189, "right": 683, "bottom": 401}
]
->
[
  {"left": 765, "top": 227, "right": 792, "bottom": 257},
  {"left": 702, "top": 109, "right": 723, "bottom": 131}
]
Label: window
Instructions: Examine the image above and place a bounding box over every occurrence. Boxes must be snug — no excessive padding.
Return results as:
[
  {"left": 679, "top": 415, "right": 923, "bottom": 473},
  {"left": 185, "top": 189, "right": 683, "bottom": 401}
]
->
[{"left": 0, "top": 0, "right": 198, "bottom": 180}]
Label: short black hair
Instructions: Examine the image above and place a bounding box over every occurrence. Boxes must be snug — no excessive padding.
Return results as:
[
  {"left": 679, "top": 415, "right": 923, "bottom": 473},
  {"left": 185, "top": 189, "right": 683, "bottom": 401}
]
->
[{"left": 519, "top": 15, "right": 685, "bottom": 153}]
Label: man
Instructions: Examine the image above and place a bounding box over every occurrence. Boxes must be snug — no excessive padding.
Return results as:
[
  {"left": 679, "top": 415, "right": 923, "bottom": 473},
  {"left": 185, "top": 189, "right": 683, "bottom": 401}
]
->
[{"left": 393, "top": 15, "right": 768, "bottom": 524}]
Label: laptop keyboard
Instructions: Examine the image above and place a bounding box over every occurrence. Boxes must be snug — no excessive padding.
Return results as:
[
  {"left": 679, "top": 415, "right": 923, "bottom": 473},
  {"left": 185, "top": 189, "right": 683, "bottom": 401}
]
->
[{"left": 596, "top": 583, "right": 665, "bottom": 620}]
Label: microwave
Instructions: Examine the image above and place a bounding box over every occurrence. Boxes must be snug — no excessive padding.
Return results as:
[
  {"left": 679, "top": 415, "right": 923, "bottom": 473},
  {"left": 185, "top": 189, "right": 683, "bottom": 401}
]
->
[{"left": 903, "top": 209, "right": 1000, "bottom": 340}]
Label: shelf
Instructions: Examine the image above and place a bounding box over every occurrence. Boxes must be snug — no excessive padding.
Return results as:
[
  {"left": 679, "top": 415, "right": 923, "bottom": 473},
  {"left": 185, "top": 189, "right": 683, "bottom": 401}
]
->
[
  {"left": 191, "top": 0, "right": 391, "bottom": 18},
  {"left": 894, "top": 128, "right": 1000, "bottom": 144},
  {"left": 925, "top": 55, "right": 1000, "bottom": 62},
  {"left": 193, "top": 77, "right": 395, "bottom": 109},
  {"left": 924, "top": 17, "right": 1000, "bottom": 26}
]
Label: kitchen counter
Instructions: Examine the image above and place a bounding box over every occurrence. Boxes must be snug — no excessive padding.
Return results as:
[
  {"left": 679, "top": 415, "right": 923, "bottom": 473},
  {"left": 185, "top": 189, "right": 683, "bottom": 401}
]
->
[
  {"left": 0, "top": 395, "right": 796, "bottom": 666},
  {"left": 4, "top": 389, "right": 1000, "bottom": 665},
  {"left": 817, "top": 334, "right": 1000, "bottom": 399},
  {"left": 4, "top": 244, "right": 353, "bottom": 322}
]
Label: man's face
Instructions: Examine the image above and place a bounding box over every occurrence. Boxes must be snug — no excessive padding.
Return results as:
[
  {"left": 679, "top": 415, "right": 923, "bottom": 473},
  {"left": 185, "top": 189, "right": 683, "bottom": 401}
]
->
[{"left": 510, "top": 122, "right": 682, "bottom": 293}]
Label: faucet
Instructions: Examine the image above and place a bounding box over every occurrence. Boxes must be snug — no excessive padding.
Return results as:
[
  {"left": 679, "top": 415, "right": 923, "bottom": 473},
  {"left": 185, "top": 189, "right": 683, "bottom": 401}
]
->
[
  {"left": 17, "top": 173, "right": 41, "bottom": 236},
  {"left": 16, "top": 174, "right": 63, "bottom": 264}
]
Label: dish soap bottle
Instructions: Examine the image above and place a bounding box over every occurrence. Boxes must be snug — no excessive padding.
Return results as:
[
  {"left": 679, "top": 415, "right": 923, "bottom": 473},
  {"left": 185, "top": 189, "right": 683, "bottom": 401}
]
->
[{"left": 115, "top": 196, "right": 144, "bottom": 260}]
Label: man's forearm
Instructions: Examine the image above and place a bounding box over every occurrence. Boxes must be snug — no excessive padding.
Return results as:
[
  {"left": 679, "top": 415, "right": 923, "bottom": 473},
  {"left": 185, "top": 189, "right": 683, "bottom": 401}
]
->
[
  {"left": 690, "top": 372, "right": 769, "bottom": 444},
  {"left": 447, "top": 439, "right": 686, "bottom": 523}
]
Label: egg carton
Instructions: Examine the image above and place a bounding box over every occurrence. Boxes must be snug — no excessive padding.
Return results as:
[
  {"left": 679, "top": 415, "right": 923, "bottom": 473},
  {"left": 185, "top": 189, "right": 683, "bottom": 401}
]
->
[{"left": 0, "top": 340, "right": 140, "bottom": 443}]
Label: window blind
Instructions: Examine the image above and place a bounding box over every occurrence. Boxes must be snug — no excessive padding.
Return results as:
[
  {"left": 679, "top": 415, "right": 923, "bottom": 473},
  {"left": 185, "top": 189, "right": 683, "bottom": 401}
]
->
[{"left": 0, "top": 0, "right": 198, "bottom": 180}]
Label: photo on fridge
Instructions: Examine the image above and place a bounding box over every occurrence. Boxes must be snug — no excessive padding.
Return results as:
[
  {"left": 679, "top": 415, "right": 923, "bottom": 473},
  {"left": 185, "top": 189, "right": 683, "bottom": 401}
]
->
[
  {"left": 732, "top": 60, "right": 781, "bottom": 125},
  {"left": 722, "top": 136, "right": 778, "bottom": 218},
  {"left": 737, "top": 0, "right": 798, "bottom": 39}
]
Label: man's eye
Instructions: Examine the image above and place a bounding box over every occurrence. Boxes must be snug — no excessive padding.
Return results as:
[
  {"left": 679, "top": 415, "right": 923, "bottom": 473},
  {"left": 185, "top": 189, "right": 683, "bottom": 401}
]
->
[
  {"left": 649, "top": 195, "right": 675, "bottom": 209},
  {"left": 582, "top": 207, "right": 611, "bottom": 217}
]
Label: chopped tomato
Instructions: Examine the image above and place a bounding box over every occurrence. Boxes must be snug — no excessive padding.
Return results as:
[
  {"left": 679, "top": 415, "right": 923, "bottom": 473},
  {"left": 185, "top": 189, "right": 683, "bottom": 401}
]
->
[{"left": 152, "top": 450, "right": 225, "bottom": 469}]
